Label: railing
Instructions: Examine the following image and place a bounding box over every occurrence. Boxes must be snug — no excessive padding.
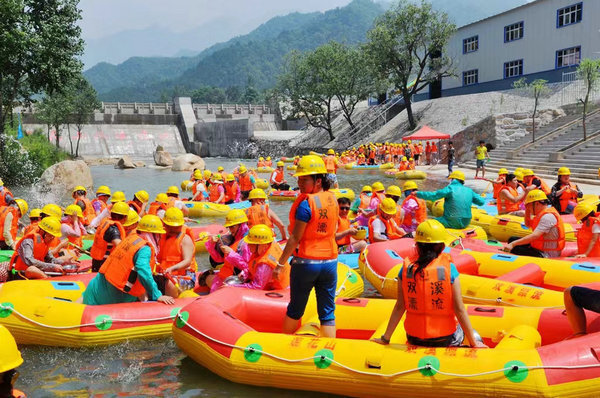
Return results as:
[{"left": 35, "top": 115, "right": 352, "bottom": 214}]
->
[{"left": 561, "top": 73, "right": 600, "bottom": 106}]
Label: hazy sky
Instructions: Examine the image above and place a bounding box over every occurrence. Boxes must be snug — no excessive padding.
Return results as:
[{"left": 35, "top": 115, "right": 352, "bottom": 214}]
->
[{"left": 79, "top": 0, "right": 354, "bottom": 39}]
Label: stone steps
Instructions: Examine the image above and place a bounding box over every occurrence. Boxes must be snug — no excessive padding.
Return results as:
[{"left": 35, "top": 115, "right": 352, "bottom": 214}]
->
[{"left": 462, "top": 162, "right": 600, "bottom": 186}]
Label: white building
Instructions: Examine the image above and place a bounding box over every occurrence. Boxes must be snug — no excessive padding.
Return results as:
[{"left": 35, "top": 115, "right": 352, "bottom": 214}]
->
[{"left": 428, "top": 0, "right": 600, "bottom": 99}]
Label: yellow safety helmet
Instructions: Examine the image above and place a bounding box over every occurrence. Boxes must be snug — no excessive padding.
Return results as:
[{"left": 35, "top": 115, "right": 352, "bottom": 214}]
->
[
  {"left": 72, "top": 185, "right": 87, "bottom": 194},
  {"left": 385, "top": 185, "right": 402, "bottom": 197},
  {"left": 111, "top": 191, "right": 126, "bottom": 203},
  {"left": 212, "top": 173, "right": 223, "bottom": 181},
  {"left": 203, "top": 170, "right": 212, "bottom": 179},
  {"left": 401, "top": 156, "right": 407, "bottom": 161},
  {"left": 524, "top": 189, "right": 548, "bottom": 205},
  {"left": 523, "top": 169, "right": 534, "bottom": 177},
  {"left": 110, "top": 201, "right": 130, "bottom": 216},
  {"left": 38, "top": 216, "right": 62, "bottom": 237},
  {"left": 371, "top": 181, "right": 385, "bottom": 192},
  {"left": 138, "top": 214, "right": 166, "bottom": 234},
  {"left": 29, "top": 208, "right": 42, "bottom": 218},
  {"left": 327, "top": 149, "right": 335, "bottom": 155},
  {"left": 123, "top": 209, "right": 140, "bottom": 227},
  {"left": 14, "top": 199, "right": 28, "bottom": 216},
  {"left": 248, "top": 188, "right": 267, "bottom": 200},
  {"left": 217, "top": 166, "right": 224, "bottom": 172},
  {"left": 166, "top": 186, "right": 180, "bottom": 195},
  {"left": 181, "top": 180, "right": 192, "bottom": 191},
  {"left": 379, "top": 197, "right": 397, "bottom": 215},
  {"left": 408, "top": 140, "right": 412, "bottom": 144},
  {"left": 41, "top": 203, "right": 63, "bottom": 218},
  {"left": 515, "top": 167, "right": 524, "bottom": 174},
  {"left": 244, "top": 224, "right": 275, "bottom": 245},
  {"left": 224, "top": 209, "right": 248, "bottom": 227},
  {"left": 0, "top": 325, "right": 23, "bottom": 373},
  {"left": 134, "top": 190, "right": 149, "bottom": 203},
  {"left": 498, "top": 168, "right": 509, "bottom": 175},
  {"left": 266, "top": 156, "right": 271, "bottom": 161},
  {"left": 64, "top": 204, "right": 83, "bottom": 218},
  {"left": 415, "top": 219, "right": 447, "bottom": 243},
  {"left": 259, "top": 157, "right": 264, "bottom": 161},
  {"left": 155, "top": 193, "right": 170, "bottom": 204},
  {"left": 163, "top": 207, "right": 185, "bottom": 227},
  {"left": 361, "top": 185, "right": 372, "bottom": 193},
  {"left": 225, "top": 173, "right": 235, "bottom": 182},
  {"left": 514, "top": 171, "right": 524, "bottom": 181},
  {"left": 0, "top": 178, "right": 3, "bottom": 186},
  {"left": 96, "top": 185, "right": 111, "bottom": 196},
  {"left": 574, "top": 203, "right": 596, "bottom": 222},
  {"left": 409, "top": 158, "right": 414, "bottom": 161},
  {"left": 193, "top": 169, "right": 203, "bottom": 180},
  {"left": 403, "top": 181, "right": 418, "bottom": 191},
  {"left": 448, "top": 170, "right": 465, "bottom": 181},
  {"left": 558, "top": 167, "right": 571, "bottom": 176},
  {"left": 293, "top": 155, "right": 328, "bottom": 177},
  {"left": 276, "top": 161, "right": 284, "bottom": 167},
  {"left": 239, "top": 166, "right": 248, "bottom": 174}
]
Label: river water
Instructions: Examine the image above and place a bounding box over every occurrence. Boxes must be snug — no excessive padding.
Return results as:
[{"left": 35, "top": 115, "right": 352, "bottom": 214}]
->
[{"left": 16, "top": 158, "right": 450, "bottom": 397}]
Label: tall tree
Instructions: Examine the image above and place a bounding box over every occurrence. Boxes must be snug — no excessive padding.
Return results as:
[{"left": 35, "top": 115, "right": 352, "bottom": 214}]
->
[
  {"left": 0, "top": 0, "right": 84, "bottom": 152},
  {"left": 71, "top": 77, "right": 100, "bottom": 157},
  {"left": 365, "top": 0, "right": 455, "bottom": 129},
  {"left": 36, "top": 90, "right": 73, "bottom": 149},
  {"left": 513, "top": 78, "right": 550, "bottom": 143},
  {"left": 577, "top": 59, "right": 600, "bottom": 141}
]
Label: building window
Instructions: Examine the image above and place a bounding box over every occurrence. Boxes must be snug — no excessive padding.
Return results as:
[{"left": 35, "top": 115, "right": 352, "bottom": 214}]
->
[
  {"left": 463, "top": 36, "right": 478, "bottom": 54},
  {"left": 557, "top": 3, "right": 582, "bottom": 28},
  {"left": 463, "top": 70, "right": 479, "bottom": 86},
  {"left": 504, "top": 60, "right": 523, "bottom": 79},
  {"left": 556, "top": 46, "right": 581, "bottom": 68},
  {"left": 504, "top": 22, "right": 524, "bottom": 42}
]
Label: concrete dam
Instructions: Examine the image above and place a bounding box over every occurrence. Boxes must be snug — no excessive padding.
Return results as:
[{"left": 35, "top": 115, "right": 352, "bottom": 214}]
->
[{"left": 21, "top": 98, "right": 282, "bottom": 158}]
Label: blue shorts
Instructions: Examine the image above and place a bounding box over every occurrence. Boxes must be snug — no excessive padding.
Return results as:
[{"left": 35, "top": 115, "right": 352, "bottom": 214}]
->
[
  {"left": 476, "top": 159, "right": 485, "bottom": 167},
  {"left": 286, "top": 257, "right": 338, "bottom": 326}
]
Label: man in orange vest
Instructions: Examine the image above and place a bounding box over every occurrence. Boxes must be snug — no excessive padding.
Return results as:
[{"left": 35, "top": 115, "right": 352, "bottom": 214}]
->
[
  {"left": 504, "top": 190, "right": 565, "bottom": 258},
  {"left": 0, "top": 199, "right": 28, "bottom": 250},
  {"left": 147, "top": 193, "right": 169, "bottom": 218},
  {"left": 72, "top": 186, "right": 96, "bottom": 226},
  {"left": 156, "top": 208, "right": 196, "bottom": 297},
  {"left": 91, "top": 186, "right": 111, "bottom": 215},
  {"left": 90, "top": 201, "right": 129, "bottom": 272},
  {"left": 324, "top": 149, "right": 339, "bottom": 188},
  {"left": 23, "top": 208, "right": 42, "bottom": 236},
  {"left": 165, "top": 186, "right": 190, "bottom": 216},
  {"left": 246, "top": 189, "right": 287, "bottom": 240},
  {"left": 368, "top": 198, "right": 406, "bottom": 243},
  {"left": 82, "top": 215, "right": 175, "bottom": 306},
  {"left": 224, "top": 174, "right": 240, "bottom": 204},
  {"left": 270, "top": 161, "right": 290, "bottom": 191},
  {"left": 523, "top": 169, "right": 551, "bottom": 195},
  {"left": 0, "top": 178, "right": 13, "bottom": 207},
  {"left": 549, "top": 167, "right": 583, "bottom": 214},
  {"left": 335, "top": 197, "right": 367, "bottom": 253},
  {"left": 238, "top": 166, "right": 256, "bottom": 201}
]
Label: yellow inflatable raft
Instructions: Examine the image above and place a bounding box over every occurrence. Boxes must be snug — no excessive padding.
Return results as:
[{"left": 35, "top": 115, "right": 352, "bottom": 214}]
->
[
  {"left": 255, "top": 167, "right": 274, "bottom": 174},
  {"left": 396, "top": 170, "right": 427, "bottom": 180},
  {"left": 488, "top": 214, "right": 577, "bottom": 242},
  {"left": 174, "top": 288, "right": 600, "bottom": 398},
  {"left": 379, "top": 162, "right": 395, "bottom": 170},
  {"left": 185, "top": 201, "right": 230, "bottom": 218},
  {"left": 255, "top": 178, "right": 269, "bottom": 190}
]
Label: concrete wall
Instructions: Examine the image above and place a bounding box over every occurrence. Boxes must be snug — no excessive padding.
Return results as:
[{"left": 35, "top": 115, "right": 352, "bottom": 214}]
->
[{"left": 194, "top": 118, "right": 253, "bottom": 157}]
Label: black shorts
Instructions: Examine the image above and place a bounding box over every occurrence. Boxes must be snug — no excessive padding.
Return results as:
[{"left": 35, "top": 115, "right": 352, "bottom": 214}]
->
[{"left": 570, "top": 286, "right": 600, "bottom": 313}]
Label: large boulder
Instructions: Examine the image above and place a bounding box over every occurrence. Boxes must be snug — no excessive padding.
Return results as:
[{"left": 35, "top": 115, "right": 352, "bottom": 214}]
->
[
  {"left": 115, "top": 155, "right": 136, "bottom": 169},
  {"left": 39, "top": 160, "right": 93, "bottom": 194},
  {"left": 171, "top": 154, "right": 205, "bottom": 171},
  {"left": 154, "top": 150, "right": 173, "bottom": 167}
]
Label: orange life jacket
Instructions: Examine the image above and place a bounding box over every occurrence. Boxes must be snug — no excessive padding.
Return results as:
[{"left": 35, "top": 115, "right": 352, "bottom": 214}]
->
[
  {"left": 408, "top": 161, "right": 415, "bottom": 170},
  {"left": 147, "top": 201, "right": 166, "bottom": 216},
  {"left": 99, "top": 234, "right": 155, "bottom": 297},
  {"left": 0, "top": 188, "right": 12, "bottom": 207},
  {"left": 192, "top": 180, "right": 206, "bottom": 197},
  {"left": 358, "top": 193, "right": 371, "bottom": 209},
  {"left": 401, "top": 194, "right": 427, "bottom": 227},
  {"left": 270, "top": 169, "right": 284, "bottom": 184},
  {"left": 557, "top": 182, "right": 579, "bottom": 213},
  {"left": 577, "top": 214, "right": 600, "bottom": 257},
  {"left": 166, "top": 197, "right": 178, "bottom": 209},
  {"left": 90, "top": 218, "right": 125, "bottom": 261},
  {"left": 10, "top": 231, "right": 50, "bottom": 271},
  {"left": 91, "top": 198, "right": 107, "bottom": 215},
  {"left": 23, "top": 221, "right": 39, "bottom": 237},
  {"left": 0, "top": 206, "right": 18, "bottom": 243},
  {"left": 246, "top": 204, "right": 273, "bottom": 229},
  {"left": 530, "top": 207, "right": 566, "bottom": 253},
  {"left": 157, "top": 228, "right": 197, "bottom": 275},
  {"left": 224, "top": 181, "right": 239, "bottom": 202},
  {"left": 336, "top": 216, "right": 351, "bottom": 246},
  {"left": 247, "top": 241, "right": 290, "bottom": 290},
  {"left": 74, "top": 197, "right": 95, "bottom": 226},
  {"left": 398, "top": 162, "right": 408, "bottom": 171},
  {"left": 219, "top": 239, "right": 243, "bottom": 280},
  {"left": 324, "top": 156, "right": 336, "bottom": 173},
  {"left": 257, "top": 160, "right": 265, "bottom": 167},
  {"left": 239, "top": 174, "right": 253, "bottom": 191},
  {"left": 368, "top": 213, "right": 402, "bottom": 243},
  {"left": 493, "top": 177, "right": 506, "bottom": 199},
  {"left": 527, "top": 175, "right": 550, "bottom": 195},
  {"left": 127, "top": 200, "right": 142, "bottom": 215},
  {"left": 288, "top": 191, "right": 338, "bottom": 260},
  {"left": 384, "top": 154, "right": 392, "bottom": 163},
  {"left": 497, "top": 186, "right": 521, "bottom": 214},
  {"left": 208, "top": 183, "right": 225, "bottom": 203},
  {"left": 401, "top": 253, "right": 456, "bottom": 340}
]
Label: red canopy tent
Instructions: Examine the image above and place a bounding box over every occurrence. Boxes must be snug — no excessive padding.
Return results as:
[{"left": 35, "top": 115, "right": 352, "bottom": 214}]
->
[{"left": 402, "top": 125, "right": 450, "bottom": 141}]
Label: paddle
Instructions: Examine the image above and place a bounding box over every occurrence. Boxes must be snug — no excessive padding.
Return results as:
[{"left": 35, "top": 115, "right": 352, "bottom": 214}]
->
[{"left": 67, "top": 242, "right": 91, "bottom": 256}]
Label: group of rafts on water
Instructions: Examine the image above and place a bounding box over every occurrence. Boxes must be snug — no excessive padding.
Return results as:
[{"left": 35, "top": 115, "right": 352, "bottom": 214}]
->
[{"left": 1, "top": 147, "right": 600, "bottom": 397}]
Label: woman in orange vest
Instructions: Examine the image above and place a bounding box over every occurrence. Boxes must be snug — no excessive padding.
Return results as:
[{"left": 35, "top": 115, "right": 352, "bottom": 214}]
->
[
  {"left": 60, "top": 204, "right": 87, "bottom": 248},
  {"left": 230, "top": 224, "right": 290, "bottom": 290},
  {"left": 550, "top": 167, "right": 583, "bottom": 214},
  {"left": 336, "top": 197, "right": 367, "bottom": 254},
  {"left": 72, "top": 186, "right": 96, "bottom": 226},
  {"left": 82, "top": 215, "right": 175, "bottom": 306},
  {"left": 504, "top": 190, "right": 565, "bottom": 258},
  {"left": 270, "top": 162, "right": 290, "bottom": 191},
  {"left": 496, "top": 173, "right": 530, "bottom": 216},
  {"left": 91, "top": 186, "right": 111, "bottom": 215},
  {"left": 157, "top": 208, "right": 197, "bottom": 296},
  {"left": 375, "top": 220, "right": 486, "bottom": 347},
  {"left": 277, "top": 155, "right": 338, "bottom": 338},
  {"left": 208, "top": 174, "right": 226, "bottom": 204},
  {"left": 573, "top": 203, "right": 600, "bottom": 258},
  {"left": 368, "top": 198, "right": 406, "bottom": 243},
  {"left": 246, "top": 189, "right": 287, "bottom": 240},
  {"left": 89, "top": 201, "right": 128, "bottom": 272},
  {"left": 0, "top": 199, "right": 28, "bottom": 250},
  {"left": 491, "top": 168, "right": 508, "bottom": 203},
  {"left": 399, "top": 181, "right": 427, "bottom": 235},
  {"left": 398, "top": 156, "right": 409, "bottom": 171},
  {"left": 224, "top": 174, "right": 240, "bottom": 204},
  {"left": 238, "top": 166, "right": 255, "bottom": 201}
]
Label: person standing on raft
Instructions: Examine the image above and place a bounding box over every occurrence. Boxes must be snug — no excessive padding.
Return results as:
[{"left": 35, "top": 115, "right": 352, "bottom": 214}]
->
[
  {"left": 276, "top": 155, "right": 339, "bottom": 338},
  {"left": 415, "top": 170, "right": 485, "bottom": 229},
  {"left": 375, "top": 220, "right": 486, "bottom": 348}
]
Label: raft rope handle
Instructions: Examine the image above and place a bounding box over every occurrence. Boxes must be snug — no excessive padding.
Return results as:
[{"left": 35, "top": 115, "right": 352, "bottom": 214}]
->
[
  {"left": 178, "top": 314, "right": 600, "bottom": 378},
  {"left": 335, "top": 271, "right": 352, "bottom": 296},
  {"left": 0, "top": 304, "right": 175, "bottom": 330}
]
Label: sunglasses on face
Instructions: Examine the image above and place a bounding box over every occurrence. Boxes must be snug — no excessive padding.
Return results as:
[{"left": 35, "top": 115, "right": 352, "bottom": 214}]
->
[{"left": 339, "top": 207, "right": 350, "bottom": 210}]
